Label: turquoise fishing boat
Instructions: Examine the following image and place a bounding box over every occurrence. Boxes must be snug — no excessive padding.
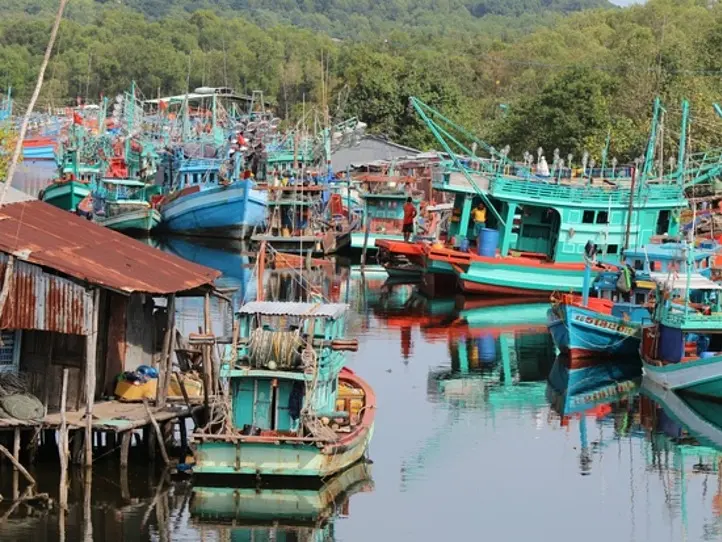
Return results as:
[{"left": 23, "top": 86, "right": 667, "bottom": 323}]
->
[
  {"left": 192, "top": 301, "right": 375, "bottom": 478},
  {"left": 378, "top": 98, "right": 722, "bottom": 297},
  {"left": 91, "top": 177, "right": 161, "bottom": 233},
  {"left": 641, "top": 264, "right": 722, "bottom": 399}
]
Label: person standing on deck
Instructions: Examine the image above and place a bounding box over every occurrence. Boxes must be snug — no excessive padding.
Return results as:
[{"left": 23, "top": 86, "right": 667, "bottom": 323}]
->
[
  {"left": 403, "top": 197, "right": 417, "bottom": 242},
  {"left": 472, "top": 202, "right": 487, "bottom": 239}
]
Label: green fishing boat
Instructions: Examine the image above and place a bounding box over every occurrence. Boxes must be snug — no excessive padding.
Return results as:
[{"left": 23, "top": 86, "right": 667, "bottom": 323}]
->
[
  {"left": 192, "top": 301, "right": 375, "bottom": 478},
  {"left": 92, "top": 178, "right": 161, "bottom": 233}
]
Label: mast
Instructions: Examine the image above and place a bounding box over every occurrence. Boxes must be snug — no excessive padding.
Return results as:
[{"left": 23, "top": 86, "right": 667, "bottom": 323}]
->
[{"left": 676, "top": 100, "right": 689, "bottom": 182}]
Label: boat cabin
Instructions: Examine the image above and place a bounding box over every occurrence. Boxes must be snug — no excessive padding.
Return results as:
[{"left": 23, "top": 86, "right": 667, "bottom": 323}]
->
[
  {"left": 433, "top": 162, "right": 687, "bottom": 263},
  {"left": 643, "top": 273, "right": 722, "bottom": 365},
  {"left": 225, "top": 302, "right": 355, "bottom": 435}
]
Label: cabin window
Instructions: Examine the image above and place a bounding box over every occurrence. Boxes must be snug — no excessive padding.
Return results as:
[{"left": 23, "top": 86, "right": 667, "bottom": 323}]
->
[
  {"left": 656, "top": 210, "right": 671, "bottom": 235},
  {"left": 606, "top": 244, "right": 619, "bottom": 254},
  {"left": 193, "top": 174, "right": 199, "bottom": 184},
  {"left": 633, "top": 259, "right": 644, "bottom": 271},
  {"left": 651, "top": 261, "right": 659, "bottom": 271},
  {"left": 635, "top": 292, "right": 647, "bottom": 305},
  {"left": 0, "top": 331, "right": 16, "bottom": 368},
  {"left": 596, "top": 211, "right": 609, "bottom": 224},
  {"left": 582, "top": 210, "right": 595, "bottom": 224}
]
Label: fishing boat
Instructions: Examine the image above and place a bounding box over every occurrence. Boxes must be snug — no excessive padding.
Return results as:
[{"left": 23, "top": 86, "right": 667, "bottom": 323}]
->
[
  {"left": 191, "top": 301, "right": 375, "bottom": 478},
  {"left": 377, "top": 98, "right": 718, "bottom": 297},
  {"left": 90, "top": 177, "right": 161, "bottom": 233},
  {"left": 22, "top": 136, "right": 56, "bottom": 160},
  {"left": 641, "top": 265, "right": 722, "bottom": 399},
  {"left": 160, "top": 151, "right": 268, "bottom": 238},
  {"left": 548, "top": 240, "right": 719, "bottom": 366},
  {"left": 350, "top": 173, "right": 425, "bottom": 252},
  {"left": 251, "top": 184, "right": 355, "bottom": 254}
]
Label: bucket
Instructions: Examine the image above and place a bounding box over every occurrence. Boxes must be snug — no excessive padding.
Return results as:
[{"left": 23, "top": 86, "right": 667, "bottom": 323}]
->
[
  {"left": 459, "top": 238, "right": 470, "bottom": 252},
  {"left": 478, "top": 334, "right": 496, "bottom": 362},
  {"left": 477, "top": 228, "right": 499, "bottom": 257}
]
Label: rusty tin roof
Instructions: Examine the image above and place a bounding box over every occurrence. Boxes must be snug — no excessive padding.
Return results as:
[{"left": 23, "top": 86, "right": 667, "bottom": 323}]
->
[{"left": 0, "top": 198, "right": 221, "bottom": 294}]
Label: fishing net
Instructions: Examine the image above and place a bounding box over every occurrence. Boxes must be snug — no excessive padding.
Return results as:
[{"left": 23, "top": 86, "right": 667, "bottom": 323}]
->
[
  {"left": 247, "top": 328, "right": 304, "bottom": 369},
  {"left": 0, "top": 394, "right": 44, "bottom": 421},
  {"left": 0, "top": 372, "right": 29, "bottom": 396}
]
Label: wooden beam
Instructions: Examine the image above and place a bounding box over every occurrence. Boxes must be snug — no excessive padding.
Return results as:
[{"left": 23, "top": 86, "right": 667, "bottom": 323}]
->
[
  {"left": 59, "top": 367, "right": 69, "bottom": 510},
  {"left": 142, "top": 400, "right": 170, "bottom": 466},
  {"left": 0, "top": 443, "right": 35, "bottom": 489},
  {"left": 119, "top": 432, "right": 131, "bottom": 469},
  {"left": 156, "top": 294, "right": 176, "bottom": 408},
  {"left": 12, "top": 428, "right": 19, "bottom": 500},
  {"left": 202, "top": 292, "right": 212, "bottom": 413},
  {"left": 85, "top": 288, "right": 100, "bottom": 468},
  {"left": 0, "top": 255, "right": 15, "bottom": 324}
]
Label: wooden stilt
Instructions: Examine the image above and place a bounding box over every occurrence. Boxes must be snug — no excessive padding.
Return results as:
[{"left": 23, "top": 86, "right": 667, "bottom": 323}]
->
[
  {"left": 85, "top": 288, "right": 100, "bottom": 469},
  {"left": 0, "top": 443, "right": 35, "bottom": 490},
  {"left": 82, "top": 469, "right": 92, "bottom": 542},
  {"left": 119, "top": 432, "right": 131, "bottom": 469},
  {"left": 143, "top": 400, "right": 170, "bottom": 465},
  {"left": 178, "top": 418, "right": 188, "bottom": 462},
  {"left": 59, "top": 367, "right": 69, "bottom": 510},
  {"left": 156, "top": 294, "right": 176, "bottom": 409},
  {"left": 12, "top": 428, "right": 19, "bottom": 500},
  {"left": 119, "top": 457, "right": 130, "bottom": 502},
  {"left": 202, "top": 292, "right": 212, "bottom": 414}
]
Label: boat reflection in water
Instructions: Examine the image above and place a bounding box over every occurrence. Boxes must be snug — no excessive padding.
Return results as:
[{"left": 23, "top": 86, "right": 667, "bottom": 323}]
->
[
  {"left": 640, "top": 380, "right": 722, "bottom": 537},
  {"left": 546, "top": 354, "right": 642, "bottom": 474},
  {"left": 190, "top": 462, "right": 373, "bottom": 542}
]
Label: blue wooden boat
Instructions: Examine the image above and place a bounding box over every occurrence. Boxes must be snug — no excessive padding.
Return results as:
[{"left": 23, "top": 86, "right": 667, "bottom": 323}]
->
[
  {"left": 192, "top": 301, "right": 375, "bottom": 478},
  {"left": 160, "top": 152, "right": 267, "bottom": 238},
  {"left": 641, "top": 266, "right": 722, "bottom": 400},
  {"left": 548, "top": 241, "right": 719, "bottom": 366}
]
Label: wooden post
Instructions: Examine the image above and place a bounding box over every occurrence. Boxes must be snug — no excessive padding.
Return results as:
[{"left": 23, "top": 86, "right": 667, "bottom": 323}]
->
[
  {"left": 156, "top": 294, "right": 176, "bottom": 408},
  {"left": 202, "top": 292, "right": 212, "bottom": 412},
  {"left": 12, "top": 428, "right": 19, "bottom": 500},
  {"left": 85, "top": 288, "right": 100, "bottom": 468},
  {"left": 178, "top": 418, "right": 187, "bottom": 462},
  {"left": 119, "top": 431, "right": 131, "bottom": 469},
  {"left": 360, "top": 219, "right": 371, "bottom": 270},
  {"left": 82, "top": 469, "right": 92, "bottom": 542},
  {"left": 142, "top": 399, "right": 170, "bottom": 466},
  {"left": 257, "top": 241, "right": 266, "bottom": 302},
  {"left": 59, "top": 367, "right": 69, "bottom": 510}
]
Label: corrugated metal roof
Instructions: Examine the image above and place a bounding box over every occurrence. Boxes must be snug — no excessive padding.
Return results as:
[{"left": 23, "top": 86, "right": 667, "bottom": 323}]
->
[
  {"left": 0, "top": 199, "right": 221, "bottom": 294},
  {"left": 0, "top": 253, "right": 92, "bottom": 334},
  {"left": 239, "top": 302, "right": 349, "bottom": 319},
  {"left": 650, "top": 272, "right": 722, "bottom": 291}
]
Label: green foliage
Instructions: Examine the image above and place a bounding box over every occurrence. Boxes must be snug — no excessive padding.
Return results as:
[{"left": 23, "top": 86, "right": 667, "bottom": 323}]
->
[{"left": 2, "top": 0, "right": 722, "bottom": 163}]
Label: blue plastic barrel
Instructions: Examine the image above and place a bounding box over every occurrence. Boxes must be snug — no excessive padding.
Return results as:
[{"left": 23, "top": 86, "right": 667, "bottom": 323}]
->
[
  {"left": 460, "top": 238, "right": 470, "bottom": 252},
  {"left": 477, "top": 228, "right": 499, "bottom": 257},
  {"left": 478, "top": 334, "right": 497, "bottom": 362}
]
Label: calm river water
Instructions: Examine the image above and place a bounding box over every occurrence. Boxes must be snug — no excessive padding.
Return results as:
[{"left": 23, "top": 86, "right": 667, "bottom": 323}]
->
[{"left": 1, "top": 203, "right": 722, "bottom": 540}]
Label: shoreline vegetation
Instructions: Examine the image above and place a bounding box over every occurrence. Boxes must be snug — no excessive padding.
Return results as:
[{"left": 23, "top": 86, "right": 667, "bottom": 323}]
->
[{"left": 1, "top": 0, "right": 721, "bottom": 160}]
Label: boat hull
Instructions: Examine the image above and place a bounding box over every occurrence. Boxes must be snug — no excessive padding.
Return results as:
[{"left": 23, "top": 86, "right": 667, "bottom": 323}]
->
[
  {"left": 192, "top": 368, "right": 375, "bottom": 478},
  {"left": 457, "top": 259, "right": 587, "bottom": 296},
  {"left": 643, "top": 354, "right": 722, "bottom": 399},
  {"left": 547, "top": 304, "right": 641, "bottom": 367},
  {"left": 41, "top": 181, "right": 91, "bottom": 212},
  {"left": 193, "top": 424, "right": 374, "bottom": 477},
  {"left": 160, "top": 181, "right": 267, "bottom": 239},
  {"left": 96, "top": 207, "right": 161, "bottom": 234}
]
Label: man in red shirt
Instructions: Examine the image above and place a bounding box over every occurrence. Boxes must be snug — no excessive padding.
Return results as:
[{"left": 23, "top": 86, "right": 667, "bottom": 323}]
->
[{"left": 402, "top": 197, "right": 417, "bottom": 242}]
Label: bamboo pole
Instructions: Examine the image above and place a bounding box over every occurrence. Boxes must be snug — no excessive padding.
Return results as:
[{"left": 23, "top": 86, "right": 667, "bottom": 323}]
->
[
  {"left": 360, "top": 219, "right": 371, "bottom": 270},
  {"left": 59, "top": 367, "right": 69, "bottom": 510},
  {"left": 142, "top": 399, "right": 170, "bottom": 465},
  {"left": 84, "top": 288, "right": 100, "bottom": 468}
]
